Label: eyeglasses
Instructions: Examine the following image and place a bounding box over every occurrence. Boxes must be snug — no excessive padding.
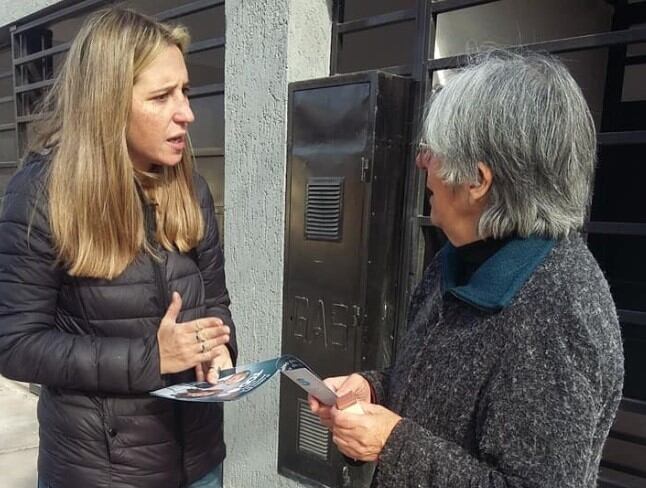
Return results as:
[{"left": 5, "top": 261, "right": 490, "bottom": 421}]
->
[{"left": 416, "top": 142, "right": 432, "bottom": 155}]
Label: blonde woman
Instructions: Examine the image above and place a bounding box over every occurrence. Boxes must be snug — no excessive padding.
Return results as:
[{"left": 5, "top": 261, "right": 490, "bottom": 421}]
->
[{"left": 0, "top": 9, "right": 235, "bottom": 488}]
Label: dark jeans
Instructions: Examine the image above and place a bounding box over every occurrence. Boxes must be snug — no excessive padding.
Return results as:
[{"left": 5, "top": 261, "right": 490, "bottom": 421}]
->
[
  {"left": 187, "top": 464, "right": 223, "bottom": 488},
  {"left": 38, "top": 463, "right": 224, "bottom": 488}
]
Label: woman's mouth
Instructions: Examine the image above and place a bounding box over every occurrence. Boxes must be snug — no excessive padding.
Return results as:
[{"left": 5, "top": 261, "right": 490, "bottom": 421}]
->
[{"left": 167, "top": 136, "right": 185, "bottom": 151}]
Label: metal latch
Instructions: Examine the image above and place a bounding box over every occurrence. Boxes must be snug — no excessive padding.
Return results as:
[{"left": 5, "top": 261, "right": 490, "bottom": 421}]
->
[{"left": 360, "top": 156, "right": 371, "bottom": 182}]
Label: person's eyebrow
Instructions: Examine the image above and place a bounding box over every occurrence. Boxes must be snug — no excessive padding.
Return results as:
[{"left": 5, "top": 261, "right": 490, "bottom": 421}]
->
[{"left": 148, "top": 81, "right": 190, "bottom": 95}]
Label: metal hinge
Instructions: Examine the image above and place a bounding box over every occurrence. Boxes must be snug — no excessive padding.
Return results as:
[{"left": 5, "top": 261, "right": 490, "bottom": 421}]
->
[
  {"left": 360, "top": 156, "right": 371, "bottom": 182},
  {"left": 352, "top": 305, "right": 362, "bottom": 326}
]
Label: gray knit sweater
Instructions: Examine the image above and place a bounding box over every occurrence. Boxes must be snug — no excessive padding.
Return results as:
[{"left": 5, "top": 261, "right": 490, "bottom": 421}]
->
[{"left": 362, "top": 234, "right": 624, "bottom": 488}]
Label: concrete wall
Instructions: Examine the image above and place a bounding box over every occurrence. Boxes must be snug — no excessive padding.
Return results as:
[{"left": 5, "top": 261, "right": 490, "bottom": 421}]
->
[
  {"left": 223, "top": 0, "right": 332, "bottom": 486},
  {"left": 0, "top": 0, "right": 62, "bottom": 29}
]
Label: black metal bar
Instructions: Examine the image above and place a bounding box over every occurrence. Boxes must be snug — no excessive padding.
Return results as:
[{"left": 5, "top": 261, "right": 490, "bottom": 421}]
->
[
  {"left": 618, "top": 309, "right": 646, "bottom": 326},
  {"left": 427, "top": 26, "right": 646, "bottom": 72},
  {"left": 0, "top": 95, "right": 13, "bottom": 104},
  {"left": 627, "top": 2, "right": 646, "bottom": 23},
  {"left": 394, "top": 0, "right": 433, "bottom": 350},
  {"left": 11, "top": 24, "right": 21, "bottom": 163},
  {"left": 16, "top": 113, "right": 47, "bottom": 123},
  {"left": 157, "top": 0, "right": 224, "bottom": 21},
  {"left": 621, "top": 398, "right": 646, "bottom": 416},
  {"left": 337, "top": 8, "right": 416, "bottom": 35},
  {"left": 598, "top": 130, "right": 646, "bottom": 145},
  {"left": 426, "top": 53, "right": 468, "bottom": 71},
  {"left": 531, "top": 26, "right": 642, "bottom": 57},
  {"left": 429, "top": 0, "right": 501, "bottom": 14},
  {"left": 625, "top": 54, "right": 646, "bottom": 66},
  {"left": 585, "top": 221, "right": 646, "bottom": 236},
  {"left": 609, "top": 430, "right": 646, "bottom": 447},
  {"left": 14, "top": 41, "right": 70, "bottom": 66},
  {"left": 380, "top": 64, "right": 413, "bottom": 76},
  {"left": 600, "top": 460, "right": 646, "bottom": 480},
  {"left": 12, "top": 0, "right": 111, "bottom": 35},
  {"left": 330, "top": 0, "right": 343, "bottom": 75},
  {"left": 418, "top": 218, "right": 646, "bottom": 236},
  {"left": 416, "top": 215, "right": 432, "bottom": 226},
  {"left": 187, "top": 37, "right": 225, "bottom": 55},
  {"left": 14, "top": 78, "right": 54, "bottom": 94},
  {"left": 598, "top": 479, "right": 631, "bottom": 488},
  {"left": 421, "top": 220, "right": 646, "bottom": 236},
  {"left": 600, "top": 2, "right": 628, "bottom": 134},
  {"left": 0, "top": 70, "right": 12, "bottom": 80},
  {"left": 193, "top": 147, "right": 225, "bottom": 157},
  {"left": 188, "top": 82, "right": 224, "bottom": 97}
]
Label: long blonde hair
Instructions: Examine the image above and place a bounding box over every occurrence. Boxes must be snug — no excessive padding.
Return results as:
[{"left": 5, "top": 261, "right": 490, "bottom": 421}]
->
[{"left": 31, "top": 8, "right": 203, "bottom": 279}]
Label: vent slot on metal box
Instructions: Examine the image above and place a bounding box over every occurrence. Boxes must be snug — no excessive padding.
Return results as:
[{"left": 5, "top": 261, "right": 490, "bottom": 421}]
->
[
  {"left": 305, "top": 177, "right": 344, "bottom": 241},
  {"left": 297, "top": 398, "right": 330, "bottom": 461}
]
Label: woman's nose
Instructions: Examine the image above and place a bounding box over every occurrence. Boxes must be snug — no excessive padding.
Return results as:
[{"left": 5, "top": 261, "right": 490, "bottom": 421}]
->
[
  {"left": 415, "top": 152, "right": 427, "bottom": 170},
  {"left": 175, "top": 98, "right": 195, "bottom": 125}
]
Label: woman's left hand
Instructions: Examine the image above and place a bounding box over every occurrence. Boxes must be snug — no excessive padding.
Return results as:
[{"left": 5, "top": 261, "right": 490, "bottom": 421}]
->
[
  {"left": 195, "top": 345, "right": 233, "bottom": 383},
  {"left": 330, "top": 403, "right": 402, "bottom": 462}
]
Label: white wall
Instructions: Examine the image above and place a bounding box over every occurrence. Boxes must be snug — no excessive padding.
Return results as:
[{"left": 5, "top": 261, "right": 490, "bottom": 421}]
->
[{"left": 224, "top": 0, "right": 332, "bottom": 486}]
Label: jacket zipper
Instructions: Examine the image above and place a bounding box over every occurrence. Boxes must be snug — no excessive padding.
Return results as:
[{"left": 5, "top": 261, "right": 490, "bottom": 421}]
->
[
  {"left": 144, "top": 203, "right": 169, "bottom": 310},
  {"left": 143, "top": 202, "right": 186, "bottom": 487}
]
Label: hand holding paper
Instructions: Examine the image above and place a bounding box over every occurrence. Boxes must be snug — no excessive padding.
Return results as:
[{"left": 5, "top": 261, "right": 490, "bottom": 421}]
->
[
  {"left": 306, "top": 373, "right": 400, "bottom": 462},
  {"left": 308, "top": 373, "right": 371, "bottom": 428},
  {"left": 330, "top": 402, "right": 402, "bottom": 462},
  {"left": 195, "top": 344, "right": 233, "bottom": 383}
]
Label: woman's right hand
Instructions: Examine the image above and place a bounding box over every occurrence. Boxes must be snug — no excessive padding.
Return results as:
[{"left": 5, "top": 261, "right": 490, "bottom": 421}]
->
[
  {"left": 308, "top": 374, "right": 372, "bottom": 428},
  {"left": 157, "top": 292, "right": 230, "bottom": 375}
]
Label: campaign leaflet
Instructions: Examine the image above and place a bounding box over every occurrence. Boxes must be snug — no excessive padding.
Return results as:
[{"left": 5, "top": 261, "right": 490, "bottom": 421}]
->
[{"left": 150, "top": 354, "right": 337, "bottom": 405}]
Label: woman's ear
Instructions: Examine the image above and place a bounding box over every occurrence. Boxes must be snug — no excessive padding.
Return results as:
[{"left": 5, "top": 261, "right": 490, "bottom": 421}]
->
[{"left": 469, "top": 162, "right": 493, "bottom": 203}]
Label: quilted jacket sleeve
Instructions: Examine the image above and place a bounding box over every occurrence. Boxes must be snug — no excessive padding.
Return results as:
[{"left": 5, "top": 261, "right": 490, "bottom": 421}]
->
[
  {"left": 194, "top": 174, "right": 237, "bottom": 365},
  {"left": 0, "top": 161, "right": 164, "bottom": 394}
]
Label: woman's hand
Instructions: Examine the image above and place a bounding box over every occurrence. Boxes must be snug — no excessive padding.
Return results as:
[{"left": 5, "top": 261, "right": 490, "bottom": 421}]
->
[
  {"left": 195, "top": 345, "right": 233, "bottom": 383},
  {"left": 157, "top": 292, "right": 230, "bottom": 375},
  {"left": 309, "top": 374, "right": 372, "bottom": 429},
  {"left": 330, "top": 403, "right": 402, "bottom": 462}
]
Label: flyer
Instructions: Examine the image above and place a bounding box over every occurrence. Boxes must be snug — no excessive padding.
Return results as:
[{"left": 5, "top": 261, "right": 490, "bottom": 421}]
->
[{"left": 151, "top": 354, "right": 337, "bottom": 404}]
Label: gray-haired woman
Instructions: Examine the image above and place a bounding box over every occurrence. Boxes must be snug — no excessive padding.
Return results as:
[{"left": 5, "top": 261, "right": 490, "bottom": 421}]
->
[{"left": 310, "top": 51, "right": 624, "bottom": 487}]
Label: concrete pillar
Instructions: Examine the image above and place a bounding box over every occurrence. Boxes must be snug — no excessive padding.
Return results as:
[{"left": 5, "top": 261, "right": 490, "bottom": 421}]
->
[
  {"left": 223, "top": 0, "right": 332, "bottom": 486},
  {"left": 0, "top": 0, "right": 62, "bottom": 28}
]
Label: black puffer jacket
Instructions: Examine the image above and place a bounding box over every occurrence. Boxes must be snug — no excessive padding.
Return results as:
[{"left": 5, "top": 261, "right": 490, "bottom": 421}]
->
[{"left": 0, "top": 155, "right": 237, "bottom": 488}]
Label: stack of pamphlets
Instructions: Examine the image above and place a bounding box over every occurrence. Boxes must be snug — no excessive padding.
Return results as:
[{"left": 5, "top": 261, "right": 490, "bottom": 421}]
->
[{"left": 151, "top": 355, "right": 337, "bottom": 405}]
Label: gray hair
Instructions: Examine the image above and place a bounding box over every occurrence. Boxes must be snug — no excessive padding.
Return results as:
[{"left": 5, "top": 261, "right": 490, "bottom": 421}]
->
[{"left": 420, "top": 50, "right": 597, "bottom": 239}]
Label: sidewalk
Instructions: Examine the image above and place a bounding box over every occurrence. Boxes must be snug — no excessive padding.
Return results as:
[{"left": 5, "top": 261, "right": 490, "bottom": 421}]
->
[{"left": 0, "top": 376, "right": 39, "bottom": 488}]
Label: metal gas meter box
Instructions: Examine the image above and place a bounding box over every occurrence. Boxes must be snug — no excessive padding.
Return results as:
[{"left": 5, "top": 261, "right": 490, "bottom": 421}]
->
[{"left": 278, "top": 71, "right": 413, "bottom": 488}]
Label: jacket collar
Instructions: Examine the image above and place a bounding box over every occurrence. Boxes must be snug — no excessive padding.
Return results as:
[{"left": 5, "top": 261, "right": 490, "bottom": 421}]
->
[{"left": 440, "top": 236, "right": 556, "bottom": 312}]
